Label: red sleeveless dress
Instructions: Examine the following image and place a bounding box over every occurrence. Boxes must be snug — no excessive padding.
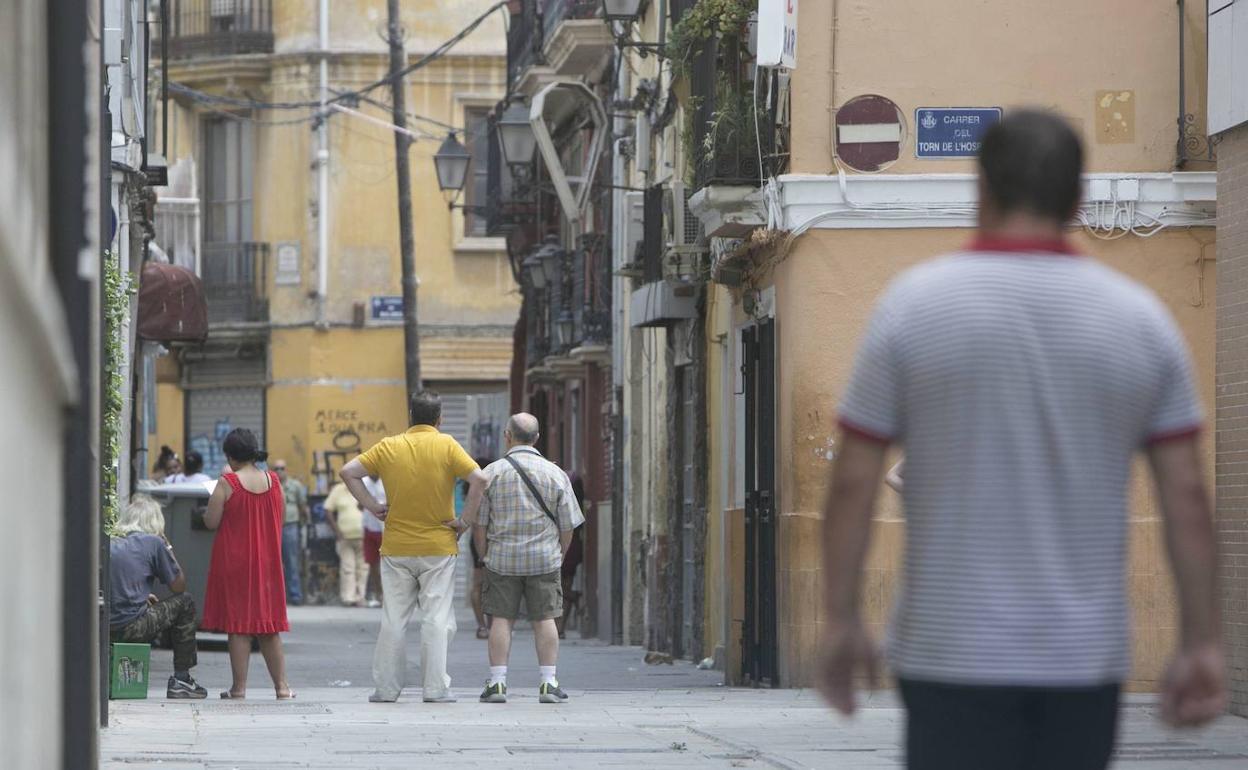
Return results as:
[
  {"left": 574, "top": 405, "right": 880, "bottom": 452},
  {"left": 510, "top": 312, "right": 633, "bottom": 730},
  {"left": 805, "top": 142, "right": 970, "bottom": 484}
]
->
[{"left": 201, "top": 471, "right": 289, "bottom": 634}]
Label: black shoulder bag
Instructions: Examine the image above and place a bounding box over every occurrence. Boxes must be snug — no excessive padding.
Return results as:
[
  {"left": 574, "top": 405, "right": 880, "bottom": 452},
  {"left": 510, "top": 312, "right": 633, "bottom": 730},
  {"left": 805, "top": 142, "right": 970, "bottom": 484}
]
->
[{"left": 503, "top": 454, "right": 560, "bottom": 528}]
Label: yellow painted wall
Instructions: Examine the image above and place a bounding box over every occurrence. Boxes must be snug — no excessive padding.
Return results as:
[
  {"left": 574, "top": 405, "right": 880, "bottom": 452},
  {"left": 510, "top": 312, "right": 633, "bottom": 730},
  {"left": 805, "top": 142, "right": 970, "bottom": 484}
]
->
[
  {"left": 792, "top": 0, "right": 1211, "bottom": 175},
  {"left": 765, "top": 227, "right": 1216, "bottom": 689},
  {"left": 150, "top": 382, "right": 185, "bottom": 470}
]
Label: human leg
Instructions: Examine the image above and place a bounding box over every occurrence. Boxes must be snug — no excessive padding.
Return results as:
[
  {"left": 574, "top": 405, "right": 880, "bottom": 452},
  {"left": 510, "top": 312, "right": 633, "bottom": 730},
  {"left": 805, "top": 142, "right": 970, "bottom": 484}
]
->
[
  {"left": 534, "top": 619, "right": 559, "bottom": 667},
  {"left": 414, "top": 555, "right": 458, "bottom": 700},
  {"left": 335, "top": 538, "right": 358, "bottom": 605},
  {"left": 225, "top": 634, "right": 252, "bottom": 697},
  {"left": 364, "top": 530, "right": 383, "bottom": 603},
  {"left": 1024, "top": 684, "right": 1120, "bottom": 770},
  {"left": 350, "top": 539, "right": 367, "bottom": 604},
  {"left": 257, "top": 634, "right": 292, "bottom": 698},
  {"left": 371, "top": 557, "right": 420, "bottom": 701},
  {"left": 281, "top": 523, "right": 303, "bottom": 603},
  {"left": 898, "top": 678, "right": 1028, "bottom": 770}
]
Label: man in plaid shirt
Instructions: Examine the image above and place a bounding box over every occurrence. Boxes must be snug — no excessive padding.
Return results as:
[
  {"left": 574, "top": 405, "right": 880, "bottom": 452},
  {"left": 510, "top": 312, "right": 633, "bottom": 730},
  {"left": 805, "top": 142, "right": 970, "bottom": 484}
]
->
[{"left": 463, "top": 413, "right": 584, "bottom": 704}]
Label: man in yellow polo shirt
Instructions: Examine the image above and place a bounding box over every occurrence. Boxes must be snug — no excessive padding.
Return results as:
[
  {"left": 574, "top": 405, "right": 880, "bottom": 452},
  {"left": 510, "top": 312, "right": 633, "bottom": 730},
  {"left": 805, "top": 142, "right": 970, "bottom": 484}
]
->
[{"left": 340, "top": 390, "right": 487, "bottom": 703}]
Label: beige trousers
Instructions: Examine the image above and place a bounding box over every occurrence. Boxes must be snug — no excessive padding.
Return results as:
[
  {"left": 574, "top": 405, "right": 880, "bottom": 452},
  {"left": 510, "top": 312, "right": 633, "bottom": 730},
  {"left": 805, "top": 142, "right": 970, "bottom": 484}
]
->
[
  {"left": 336, "top": 537, "right": 367, "bottom": 605},
  {"left": 372, "top": 555, "right": 457, "bottom": 700}
]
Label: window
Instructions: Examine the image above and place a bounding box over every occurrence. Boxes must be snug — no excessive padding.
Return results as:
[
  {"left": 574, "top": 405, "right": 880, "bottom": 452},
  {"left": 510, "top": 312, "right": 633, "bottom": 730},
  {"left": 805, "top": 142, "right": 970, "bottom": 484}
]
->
[
  {"left": 202, "top": 117, "right": 254, "bottom": 243},
  {"left": 464, "top": 107, "right": 491, "bottom": 238}
]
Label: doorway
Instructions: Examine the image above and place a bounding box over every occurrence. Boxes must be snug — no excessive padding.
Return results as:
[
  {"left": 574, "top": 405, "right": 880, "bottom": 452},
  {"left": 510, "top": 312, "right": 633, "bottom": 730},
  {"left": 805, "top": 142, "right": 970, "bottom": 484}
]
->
[{"left": 741, "top": 318, "right": 778, "bottom": 686}]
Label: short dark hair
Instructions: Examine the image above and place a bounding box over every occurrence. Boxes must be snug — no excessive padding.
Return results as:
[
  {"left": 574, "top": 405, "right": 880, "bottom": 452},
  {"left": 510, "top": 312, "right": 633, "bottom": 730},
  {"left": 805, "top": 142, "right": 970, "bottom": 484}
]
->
[
  {"left": 410, "top": 389, "right": 442, "bottom": 426},
  {"left": 184, "top": 451, "right": 204, "bottom": 475},
  {"left": 222, "top": 428, "right": 268, "bottom": 464},
  {"left": 977, "top": 109, "right": 1084, "bottom": 222}
]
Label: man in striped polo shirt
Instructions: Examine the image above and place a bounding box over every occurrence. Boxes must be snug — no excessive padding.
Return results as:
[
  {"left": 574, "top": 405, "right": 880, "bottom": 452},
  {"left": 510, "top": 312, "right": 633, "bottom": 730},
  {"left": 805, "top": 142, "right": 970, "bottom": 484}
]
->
[{"left": 820, "top": 110, "right": 1226, "bottom": 769}]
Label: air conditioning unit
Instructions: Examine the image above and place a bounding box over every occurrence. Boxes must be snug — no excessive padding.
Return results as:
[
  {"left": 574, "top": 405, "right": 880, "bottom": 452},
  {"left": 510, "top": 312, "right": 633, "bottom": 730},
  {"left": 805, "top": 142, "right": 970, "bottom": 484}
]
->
[
  {"left": 615, "top": 191, "right": 646, "bottom": 278},
  {"left": 663, "top": 181, "right": 706, "bottom": 281}
]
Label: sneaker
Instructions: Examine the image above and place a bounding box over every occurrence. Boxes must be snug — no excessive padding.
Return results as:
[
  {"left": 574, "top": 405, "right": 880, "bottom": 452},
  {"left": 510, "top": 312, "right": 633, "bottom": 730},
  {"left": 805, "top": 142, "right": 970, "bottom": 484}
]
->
[
  {"left": 167, "top": 675, "right": 208, "bottom": 700},
  {"left": 366, "top": 599, "right": 382, "bottom": 608},
  {"left": 479, "top": 681, "right": 507, "bottom": 703},
  {"left": 538, "top": 681, "right": 568, "bottom": 704},
  {"left": 423, "top": 694, "right": 457, "bottom": 703}
]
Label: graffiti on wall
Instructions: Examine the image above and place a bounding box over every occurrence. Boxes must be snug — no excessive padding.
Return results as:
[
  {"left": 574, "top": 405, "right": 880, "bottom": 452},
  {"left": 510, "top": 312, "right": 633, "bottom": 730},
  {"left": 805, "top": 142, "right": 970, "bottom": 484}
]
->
[
  {"left": 309, "top": 409, "right": 389, "bottom": 494},
  {"left": 189, "top": 418, "right": 233, "bottom": 478}
]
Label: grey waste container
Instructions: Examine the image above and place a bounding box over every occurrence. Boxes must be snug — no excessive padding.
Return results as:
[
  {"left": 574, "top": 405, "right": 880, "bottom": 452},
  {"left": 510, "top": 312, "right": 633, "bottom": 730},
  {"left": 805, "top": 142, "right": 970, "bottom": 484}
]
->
[{"left": 142, "top": 482, "right": 215, "bottom": 628}]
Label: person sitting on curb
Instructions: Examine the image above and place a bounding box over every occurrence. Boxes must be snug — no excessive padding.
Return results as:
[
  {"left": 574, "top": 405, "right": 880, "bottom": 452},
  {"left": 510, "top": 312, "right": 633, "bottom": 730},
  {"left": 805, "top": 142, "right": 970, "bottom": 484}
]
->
[
  {"left": 109, "top": 494, "right": 208, "bottom": 699},
  {"left": 462, "top": 413, "right": 585, "bottom": 705}
]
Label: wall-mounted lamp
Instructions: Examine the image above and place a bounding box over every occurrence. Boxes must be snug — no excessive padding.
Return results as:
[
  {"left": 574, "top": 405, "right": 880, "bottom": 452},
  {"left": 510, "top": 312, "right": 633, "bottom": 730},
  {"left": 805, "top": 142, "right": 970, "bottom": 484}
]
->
[{"left": 601, "top": 0, "right": 665, "bottom": 57}]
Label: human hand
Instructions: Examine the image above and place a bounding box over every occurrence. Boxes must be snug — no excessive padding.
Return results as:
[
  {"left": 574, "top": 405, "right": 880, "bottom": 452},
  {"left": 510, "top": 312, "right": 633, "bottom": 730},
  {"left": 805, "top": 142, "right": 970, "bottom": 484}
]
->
[
  {"left": 367, "top": 503, "right": 389, "bottom": 521},
  {"left": 817, "top": 618, "right": 881, "bottom": 717},
  {"left": 147, "top": 594, "right": 159, "bottom": 607},
  {"left": 441, "top": 518, "right": 469, "bottom": 534},
  {"left": 1160, "top": 641, "right": 1227, "bottom": 728}
]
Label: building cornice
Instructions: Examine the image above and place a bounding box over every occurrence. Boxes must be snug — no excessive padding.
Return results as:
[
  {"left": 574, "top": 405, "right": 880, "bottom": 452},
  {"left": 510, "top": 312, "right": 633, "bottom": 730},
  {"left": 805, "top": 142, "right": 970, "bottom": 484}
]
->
[{"left": 773, "top": 172, "right": 1216, "bottom": 231}]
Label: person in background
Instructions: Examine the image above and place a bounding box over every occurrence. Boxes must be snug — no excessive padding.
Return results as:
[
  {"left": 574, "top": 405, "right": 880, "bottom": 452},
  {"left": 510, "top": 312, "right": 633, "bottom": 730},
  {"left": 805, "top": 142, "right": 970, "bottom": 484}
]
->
[
  {"left": 555, "top": 473, "right": 586, "bottom": 640},
  {"left": 109, "top": 494, "right": 208, "bottom": 699},
  {"left": 463, "top": 413, "right": 584, "bottom": 705},
  {"left": 151, "top": 445, "right": 179, "bottom": 484},
  {"left": 273, "top": 460, "right": 307, "bottom": 606},
  {"left": 465, "top": 458, "right": 492, "bottom": 639},
  {"left": 339, "top": 390, "right": 487, "bottom": 704},
  {"left": 324, "top": 480, "right": 367, "bottom": 607},
  {"left": 202, "top": 428, "right": 293, "bottom": 700},
  {"left": 362, "top": 475, "right": 386, "bottom": 608},
  {"left": 167, "top": 451, "right": 211, "bottom": 484}
]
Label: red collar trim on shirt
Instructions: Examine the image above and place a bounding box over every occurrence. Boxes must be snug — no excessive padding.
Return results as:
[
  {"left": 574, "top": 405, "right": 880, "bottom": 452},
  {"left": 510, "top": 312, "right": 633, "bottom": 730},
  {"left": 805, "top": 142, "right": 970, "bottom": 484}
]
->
[{"left": 967, "top": 236, "right": 1081, "bottom": 256}]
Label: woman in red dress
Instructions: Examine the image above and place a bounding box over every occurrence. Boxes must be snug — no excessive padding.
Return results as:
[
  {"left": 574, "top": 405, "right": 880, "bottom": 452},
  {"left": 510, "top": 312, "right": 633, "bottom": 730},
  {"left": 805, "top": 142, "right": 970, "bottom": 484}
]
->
[{"left": 202, "top": 428, "right": 293, "bottom": 699}]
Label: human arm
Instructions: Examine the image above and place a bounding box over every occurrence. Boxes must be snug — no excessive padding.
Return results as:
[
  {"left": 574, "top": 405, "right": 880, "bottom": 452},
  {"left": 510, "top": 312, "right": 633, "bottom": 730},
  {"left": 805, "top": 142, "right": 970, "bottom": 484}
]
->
[
  {"left": 559, "top": 529, "right": 573, "bottom": 557},
  {"left": 819, "top": 431, "right": 888, "bottom": 716},
  {"left": 473, "top": 524, "right": 488, "bottom": 564},
  {"left": 203, "top": 479, "right": 229, "bottom": 530},
  {"left": 449, "top": 468, "right": 489, "bottom": 534},
  {"left": 297, "top": 482, "right": 310, "bottom": 524},
  {"left": 340, "top": 458, "right": 387, "bottom": 520},
  {"left": 154, "top": 535, "right": 188, "bottom": 594},
  {"left": 1149, "top": 437, "right": 1226, "bottom": 727}
]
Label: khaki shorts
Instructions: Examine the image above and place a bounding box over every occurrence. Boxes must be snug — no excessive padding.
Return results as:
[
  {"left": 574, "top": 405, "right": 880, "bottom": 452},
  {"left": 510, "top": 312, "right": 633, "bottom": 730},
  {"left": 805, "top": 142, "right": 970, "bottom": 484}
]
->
[{"left": 482, "top": 568, "right": 562, "bottom": 621}]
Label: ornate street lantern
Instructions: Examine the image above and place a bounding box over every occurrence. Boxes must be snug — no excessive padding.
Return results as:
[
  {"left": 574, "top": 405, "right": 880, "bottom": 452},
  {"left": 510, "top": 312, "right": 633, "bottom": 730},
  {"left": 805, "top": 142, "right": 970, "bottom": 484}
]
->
[
  {"left": 497, "top": 101, "right": 537, "bottom": 173},
  {"left": 601, "top": 0, "right": 645, "bottom": 23},
  {"left": 522, "top": 251, "right": 548, "bottom": 290},
  {"left": 432, "top": 132, "right": 471, "bottom": 192},
  {"left": 555, "top": 309, "right": 575, "bottom": 349}
]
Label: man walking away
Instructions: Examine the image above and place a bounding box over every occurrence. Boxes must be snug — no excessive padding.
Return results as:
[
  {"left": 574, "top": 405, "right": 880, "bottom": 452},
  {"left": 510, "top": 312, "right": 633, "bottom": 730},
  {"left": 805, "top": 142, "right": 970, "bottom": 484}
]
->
[
  {"left": 819, "top": 109, "right": 1226, "bottom": 770},
  {"left": 274, "top": 460, "right": 308, "bottom": 606},
  {"left": 110, "top": 494, "right": 208, "bottom": 699},
  {"left": 340, "top": 390, "right": 487, "bottom": 703},
  {"left": 462, "top": 413, "right": 585, "bottom": 704}
]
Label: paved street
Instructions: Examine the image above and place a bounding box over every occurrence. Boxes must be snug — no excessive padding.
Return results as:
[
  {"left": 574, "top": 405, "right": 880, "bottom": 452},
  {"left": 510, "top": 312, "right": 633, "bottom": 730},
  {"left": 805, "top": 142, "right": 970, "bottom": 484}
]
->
[{"left": 101, "top": 604, "right": 1248, "bottom": 769}]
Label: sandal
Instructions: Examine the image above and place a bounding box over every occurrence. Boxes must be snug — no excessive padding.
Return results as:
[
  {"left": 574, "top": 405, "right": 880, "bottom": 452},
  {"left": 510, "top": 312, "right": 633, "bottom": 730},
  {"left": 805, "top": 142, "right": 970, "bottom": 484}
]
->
[
  {"left": 475, "top": 627, "right": 489, "bottom": 640},
  {"left": 219, "top": 690, "right": 245, "bottom": 699}
]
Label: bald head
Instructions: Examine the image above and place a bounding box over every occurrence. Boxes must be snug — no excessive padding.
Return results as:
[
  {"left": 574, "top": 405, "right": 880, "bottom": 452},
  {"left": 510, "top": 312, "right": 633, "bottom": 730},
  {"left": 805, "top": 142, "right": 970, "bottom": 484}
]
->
[{"left": 506, "top": 413, "right": 540, "bottom": 446}]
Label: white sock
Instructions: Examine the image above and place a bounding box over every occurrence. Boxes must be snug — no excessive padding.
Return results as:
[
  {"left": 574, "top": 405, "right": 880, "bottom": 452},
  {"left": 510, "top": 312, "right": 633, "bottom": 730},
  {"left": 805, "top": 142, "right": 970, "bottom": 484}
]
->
[
  {"left": 539, "top": 665, "right": 557, "bottom": 685},
  {"left": 489, "top": 666, "right": 507, "bottom": 686}
]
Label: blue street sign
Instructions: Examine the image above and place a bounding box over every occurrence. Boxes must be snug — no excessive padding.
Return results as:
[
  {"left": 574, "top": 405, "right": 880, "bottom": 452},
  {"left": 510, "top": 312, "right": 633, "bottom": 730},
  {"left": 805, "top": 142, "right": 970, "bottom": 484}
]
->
[
  {"left": 370, "top": 296, "right": 404, "bottom": 322},
  {"left": 915, "top": 108, "right": 1002, "bottom": 158}
]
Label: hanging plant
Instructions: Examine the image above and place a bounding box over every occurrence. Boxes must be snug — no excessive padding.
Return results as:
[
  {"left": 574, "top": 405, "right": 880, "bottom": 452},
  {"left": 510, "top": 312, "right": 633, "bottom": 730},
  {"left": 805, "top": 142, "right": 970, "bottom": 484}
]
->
[
  {"left": 102, "top": 251, "right": 134, "bottom": 535},
  {"left": 667, "top": 0, "right": 753, "bottom": 77}
]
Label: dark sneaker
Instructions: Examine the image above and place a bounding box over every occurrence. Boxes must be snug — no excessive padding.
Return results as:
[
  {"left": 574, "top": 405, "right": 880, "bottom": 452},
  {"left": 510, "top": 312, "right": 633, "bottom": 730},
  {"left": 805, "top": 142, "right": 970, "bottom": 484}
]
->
[
  {"left": 167, "top": 675, "right": 208, "bottom": 700},
  {"left": 479, "top": 682, "right": 507, "bottom": 703},
  {"left": 538, "top": 681, "right": 568, "bottom": 704}
]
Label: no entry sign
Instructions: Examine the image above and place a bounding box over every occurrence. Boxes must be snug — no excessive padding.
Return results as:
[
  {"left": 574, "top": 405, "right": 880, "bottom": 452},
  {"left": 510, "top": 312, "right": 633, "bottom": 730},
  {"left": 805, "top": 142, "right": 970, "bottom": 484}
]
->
[{"left": 835, "top": 95, "right": 904, "bottom": 172}]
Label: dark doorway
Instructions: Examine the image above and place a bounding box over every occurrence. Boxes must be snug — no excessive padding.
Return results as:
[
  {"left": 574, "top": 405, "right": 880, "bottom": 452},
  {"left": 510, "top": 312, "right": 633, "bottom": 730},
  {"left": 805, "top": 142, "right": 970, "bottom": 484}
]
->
[{"left": 742, "top": 319, "right": 778, "bottom": 686}]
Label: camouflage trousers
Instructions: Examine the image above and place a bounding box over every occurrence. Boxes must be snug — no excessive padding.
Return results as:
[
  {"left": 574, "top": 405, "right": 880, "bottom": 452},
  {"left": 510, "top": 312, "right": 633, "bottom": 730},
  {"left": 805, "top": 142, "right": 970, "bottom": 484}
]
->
[{"left": 110, "top": 592, "right": 199, "bottom": 672}]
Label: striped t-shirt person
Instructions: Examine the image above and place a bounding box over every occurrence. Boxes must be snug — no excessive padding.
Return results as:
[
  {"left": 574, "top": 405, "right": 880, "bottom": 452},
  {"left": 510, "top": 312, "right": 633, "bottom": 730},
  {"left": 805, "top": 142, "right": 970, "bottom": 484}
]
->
[{"left": 838, "top": 237, "right": 1203, "bottom": 687}]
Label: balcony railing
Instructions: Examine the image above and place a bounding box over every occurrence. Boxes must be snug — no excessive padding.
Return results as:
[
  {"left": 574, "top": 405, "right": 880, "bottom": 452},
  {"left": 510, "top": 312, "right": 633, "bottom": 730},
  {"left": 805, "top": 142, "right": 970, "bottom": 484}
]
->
[
  {"left": 507, "top": 0, "right": 543, "bottom": 90},
  {"left": 689, "top": 35, "right": 767, "bottom": 190},
  {"left": 169, "top": 0, "right": 274, "bottom": 60},
  {"left": 541, "top": 0, "right": 602, "bottom": 42},
  {"left": 202, "top": 241, "right": 269, "bottom": 324}
]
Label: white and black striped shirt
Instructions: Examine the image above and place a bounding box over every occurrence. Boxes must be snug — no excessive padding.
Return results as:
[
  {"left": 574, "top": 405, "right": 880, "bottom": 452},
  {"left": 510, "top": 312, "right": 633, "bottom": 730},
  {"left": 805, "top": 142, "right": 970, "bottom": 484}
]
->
[{"left": 839, "top": 238, "right": 1203, "bottom": 687}]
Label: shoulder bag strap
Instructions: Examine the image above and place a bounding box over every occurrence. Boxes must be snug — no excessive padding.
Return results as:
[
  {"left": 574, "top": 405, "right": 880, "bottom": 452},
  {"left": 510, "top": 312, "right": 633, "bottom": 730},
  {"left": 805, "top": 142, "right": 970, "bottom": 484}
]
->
[{"left": 503, "top": 454, "right": 560, "bottom": 528}]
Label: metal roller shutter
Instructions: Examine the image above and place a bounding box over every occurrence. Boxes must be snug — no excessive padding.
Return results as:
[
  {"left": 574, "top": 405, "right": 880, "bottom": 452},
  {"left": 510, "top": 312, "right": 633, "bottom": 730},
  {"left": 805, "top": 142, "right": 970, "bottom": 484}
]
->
[{"left": 185, "top": 357, "right": 266, "bottom": 478}]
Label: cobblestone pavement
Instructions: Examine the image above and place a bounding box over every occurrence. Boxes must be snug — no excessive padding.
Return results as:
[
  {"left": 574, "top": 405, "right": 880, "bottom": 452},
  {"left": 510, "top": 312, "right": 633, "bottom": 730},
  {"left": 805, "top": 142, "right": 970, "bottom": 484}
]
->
[{"left": 101, "top": 606, "right": 1248, "bottom": 769}]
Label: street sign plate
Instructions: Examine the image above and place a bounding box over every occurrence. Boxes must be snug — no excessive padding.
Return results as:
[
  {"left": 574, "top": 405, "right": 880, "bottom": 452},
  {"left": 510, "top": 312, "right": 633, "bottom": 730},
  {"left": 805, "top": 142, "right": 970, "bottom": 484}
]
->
[
  {"left": 370, "top": 296, "right": 403, "bottom": 322},
  {"left": 915, "top": 107, "right": 1002, "bottom": 158}
]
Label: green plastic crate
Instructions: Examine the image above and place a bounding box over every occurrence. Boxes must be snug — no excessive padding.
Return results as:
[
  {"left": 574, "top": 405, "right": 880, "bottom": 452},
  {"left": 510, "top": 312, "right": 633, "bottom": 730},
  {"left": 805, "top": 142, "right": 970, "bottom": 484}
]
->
[{"left": 109, "top": 643, "right": 150, "bottom": 699}]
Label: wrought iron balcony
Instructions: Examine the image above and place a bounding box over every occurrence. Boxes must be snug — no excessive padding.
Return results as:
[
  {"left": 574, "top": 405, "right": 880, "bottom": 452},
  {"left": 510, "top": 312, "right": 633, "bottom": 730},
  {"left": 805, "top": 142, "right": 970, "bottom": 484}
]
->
[
  {"left": 541, "top": 0, "right": 602, "bottom": 41},
  {"left": 689, "top": 35, "right": 767, "bottom": 190},
  {"left": 201, "top": 241, "right": 269, "bottom": 325},
  {"left": 507, "top": 0, "right": 544, "bottom": 90},
  {"left": 169, "top": 0, "right": 274, "bottom": 60}
]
